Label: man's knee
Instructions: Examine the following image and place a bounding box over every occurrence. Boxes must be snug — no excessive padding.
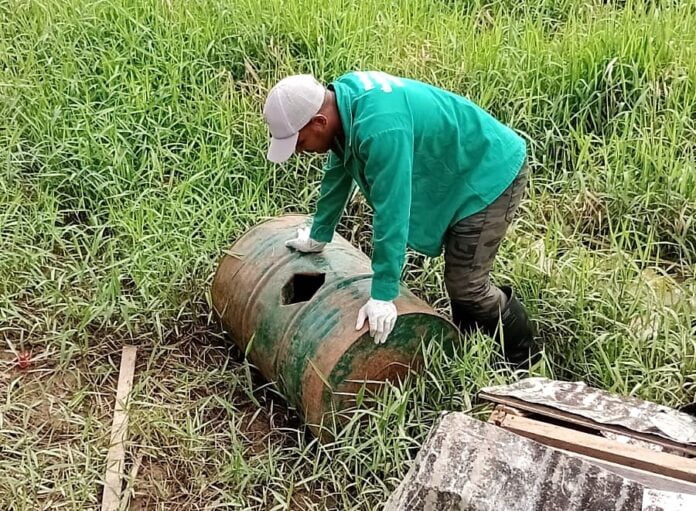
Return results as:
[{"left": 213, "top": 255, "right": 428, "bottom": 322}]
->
[
  {"left": 448, "top": 278, "right": 487, "bottom": 302},
  {"left": 450, "top": 283, "right": 505, "bottom": 320}
]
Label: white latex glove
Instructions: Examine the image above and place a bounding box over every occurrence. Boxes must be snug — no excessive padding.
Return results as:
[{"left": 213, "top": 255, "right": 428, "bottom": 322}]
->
[
  {"left": 355, "top": 298, "right": 397, "bottom": 344},
  {"left": 284, "top": 226, "right": 326, "bottom": 253}
]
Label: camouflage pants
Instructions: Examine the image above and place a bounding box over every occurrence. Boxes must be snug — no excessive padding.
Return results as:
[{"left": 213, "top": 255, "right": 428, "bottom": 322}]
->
[{"left": 444, "top": 165, "right": 528, "bottom": 321}]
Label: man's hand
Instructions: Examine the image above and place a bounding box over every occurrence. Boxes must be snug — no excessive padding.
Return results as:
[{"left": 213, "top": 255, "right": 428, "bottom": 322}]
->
[
  {"left": 356, "top": 298, "right": 397, "bottom": 344},
  {"left": 285, "top": 227, "right": 326, "bottom": 253}
]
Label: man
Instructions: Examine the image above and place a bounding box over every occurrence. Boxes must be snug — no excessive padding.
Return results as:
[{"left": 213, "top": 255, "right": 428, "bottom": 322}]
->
[{"left": 262, "top": 71, "right": 538, "bottom": 367}]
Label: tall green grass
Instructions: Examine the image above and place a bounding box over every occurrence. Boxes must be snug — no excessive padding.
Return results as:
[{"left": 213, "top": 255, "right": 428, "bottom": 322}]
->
[{"left": 1, "top": 0, "right": 694, "bottom": 509}]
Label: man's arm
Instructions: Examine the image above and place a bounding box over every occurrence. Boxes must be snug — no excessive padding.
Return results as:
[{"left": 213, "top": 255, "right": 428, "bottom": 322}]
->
[
  {"left": 360, "top": 128, "right": 413, "bottom": 301},
  {"left": 309, "top": 152, "right": 355, "bottom": 242}
]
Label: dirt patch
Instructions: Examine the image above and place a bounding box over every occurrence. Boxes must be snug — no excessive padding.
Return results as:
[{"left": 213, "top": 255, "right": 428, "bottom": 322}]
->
[
  {"left": 2, "top": 325, "right": 326, "bottom": 509},
  {"left": 3, "top": 368, "right": 88, "bottom": 438},
  {"left": 238, "top": 405, "right": 276, "bottom": 456},
  {"left": 129, "top": 457, "right": 173, "bottom": 507},
  {"left": 290, "top": 487, "right": 336, "bottom": 510}
]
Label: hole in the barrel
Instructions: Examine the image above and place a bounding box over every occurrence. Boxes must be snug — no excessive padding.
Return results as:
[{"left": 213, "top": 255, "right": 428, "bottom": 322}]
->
[{"left": 282, "top": 273, "right": 326, "bottom": 304}]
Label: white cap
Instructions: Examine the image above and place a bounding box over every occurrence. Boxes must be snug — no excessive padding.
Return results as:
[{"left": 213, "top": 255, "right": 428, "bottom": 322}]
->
[{"left": 263, "top": 75, "right": 325, "bottom": 163}]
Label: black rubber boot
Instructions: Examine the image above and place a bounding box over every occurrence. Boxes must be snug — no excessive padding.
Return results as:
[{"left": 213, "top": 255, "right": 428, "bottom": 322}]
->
[
  {"left": 450, "top": 286, "right": 539, "bottom": 369},
  {"left": 450, "top": 299, "right": 480, "bottom": 337},
  {"left": 495, "top": 286, "right": 539, "bottom": 369}
]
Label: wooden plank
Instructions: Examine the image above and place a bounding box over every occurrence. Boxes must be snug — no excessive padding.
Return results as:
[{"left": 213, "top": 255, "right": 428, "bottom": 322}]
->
[
  {"left": 488, "top": 406, "right": 507, "bottom": 425},
  {"left": 488, "top": 404, "right": 696, "bottom": 494},
  {"left": 479, "top": 392, "right": 696, "bottom": 457},
  {"left": 119, "top": 451, "right": 144, "bottom": 511},
  {"left": 101, "top": 345, "right": 137, "bottom": 511},
  {"left": 488, "top": 404, "right": 528, "bottom": 421},
  {"left": 560, "top": 447, "right": 696, "bottom": 496},
  {"left": 496, "top": 413, "right": 696, "bottom": 483},
  {"left": 386, "top": 411, "right": 647, "bottom": 510}
]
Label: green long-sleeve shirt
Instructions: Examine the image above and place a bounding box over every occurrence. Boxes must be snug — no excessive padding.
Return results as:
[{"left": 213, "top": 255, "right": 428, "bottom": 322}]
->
[{"left": 310, "top": 71, "right": 526, "bottom": 301}]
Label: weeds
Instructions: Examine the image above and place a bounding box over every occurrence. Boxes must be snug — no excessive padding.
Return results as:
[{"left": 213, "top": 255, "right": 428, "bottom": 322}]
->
[{"left": 1, "top": 0, "right": 694, "bottom": 509}]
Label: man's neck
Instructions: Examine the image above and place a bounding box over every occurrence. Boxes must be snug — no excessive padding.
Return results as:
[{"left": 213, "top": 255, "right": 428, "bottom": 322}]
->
[{"left": 328, "top": 89, "right": 345, "bottom": 153}]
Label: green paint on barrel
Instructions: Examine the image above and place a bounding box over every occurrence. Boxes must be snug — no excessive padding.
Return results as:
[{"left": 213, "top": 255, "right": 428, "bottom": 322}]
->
[{"left": 211, "top": 215, "right": 460, "bottom": 436}]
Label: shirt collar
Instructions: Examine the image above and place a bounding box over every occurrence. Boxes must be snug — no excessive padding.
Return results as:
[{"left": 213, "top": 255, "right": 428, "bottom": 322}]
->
[{"left": 329, "top": 81, "right": 353, "bottom": 164}]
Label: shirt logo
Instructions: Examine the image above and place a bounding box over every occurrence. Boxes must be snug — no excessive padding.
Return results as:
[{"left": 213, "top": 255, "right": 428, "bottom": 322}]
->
[{"left": 354, "top": 71, "right": 405, "bottom": 93}]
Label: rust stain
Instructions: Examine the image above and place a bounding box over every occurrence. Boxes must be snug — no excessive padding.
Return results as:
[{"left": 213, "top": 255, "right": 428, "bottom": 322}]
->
[
  {"left": 301, "top": 306, "right": 449, "bottom": 430},
  {"left": 212, "top": 215, "right": 460, "bottom": 438},
  {"left": 272, "top": 273, "right": 372, "bottom": 383}
]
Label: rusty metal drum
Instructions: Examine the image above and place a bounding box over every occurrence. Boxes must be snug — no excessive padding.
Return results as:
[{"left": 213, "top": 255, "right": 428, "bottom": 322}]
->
[{"left": 211, "top": 215, "right": 458, "bottom": 432}]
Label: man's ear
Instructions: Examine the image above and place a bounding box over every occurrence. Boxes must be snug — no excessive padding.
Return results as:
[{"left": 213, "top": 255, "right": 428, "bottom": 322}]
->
[{"left": 311, "top": 114, "right": 328, "bottom": 127}]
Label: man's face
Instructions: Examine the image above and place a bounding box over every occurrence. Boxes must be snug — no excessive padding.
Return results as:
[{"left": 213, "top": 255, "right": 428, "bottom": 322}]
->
[{"left": 295, "top": 115, "right": 334, "bottom": 155}]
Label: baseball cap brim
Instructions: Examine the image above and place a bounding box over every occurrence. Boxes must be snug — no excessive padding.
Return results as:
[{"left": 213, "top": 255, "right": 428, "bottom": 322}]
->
[{"left": 267, "top": 133, "right": 298, "bottom": 164}]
